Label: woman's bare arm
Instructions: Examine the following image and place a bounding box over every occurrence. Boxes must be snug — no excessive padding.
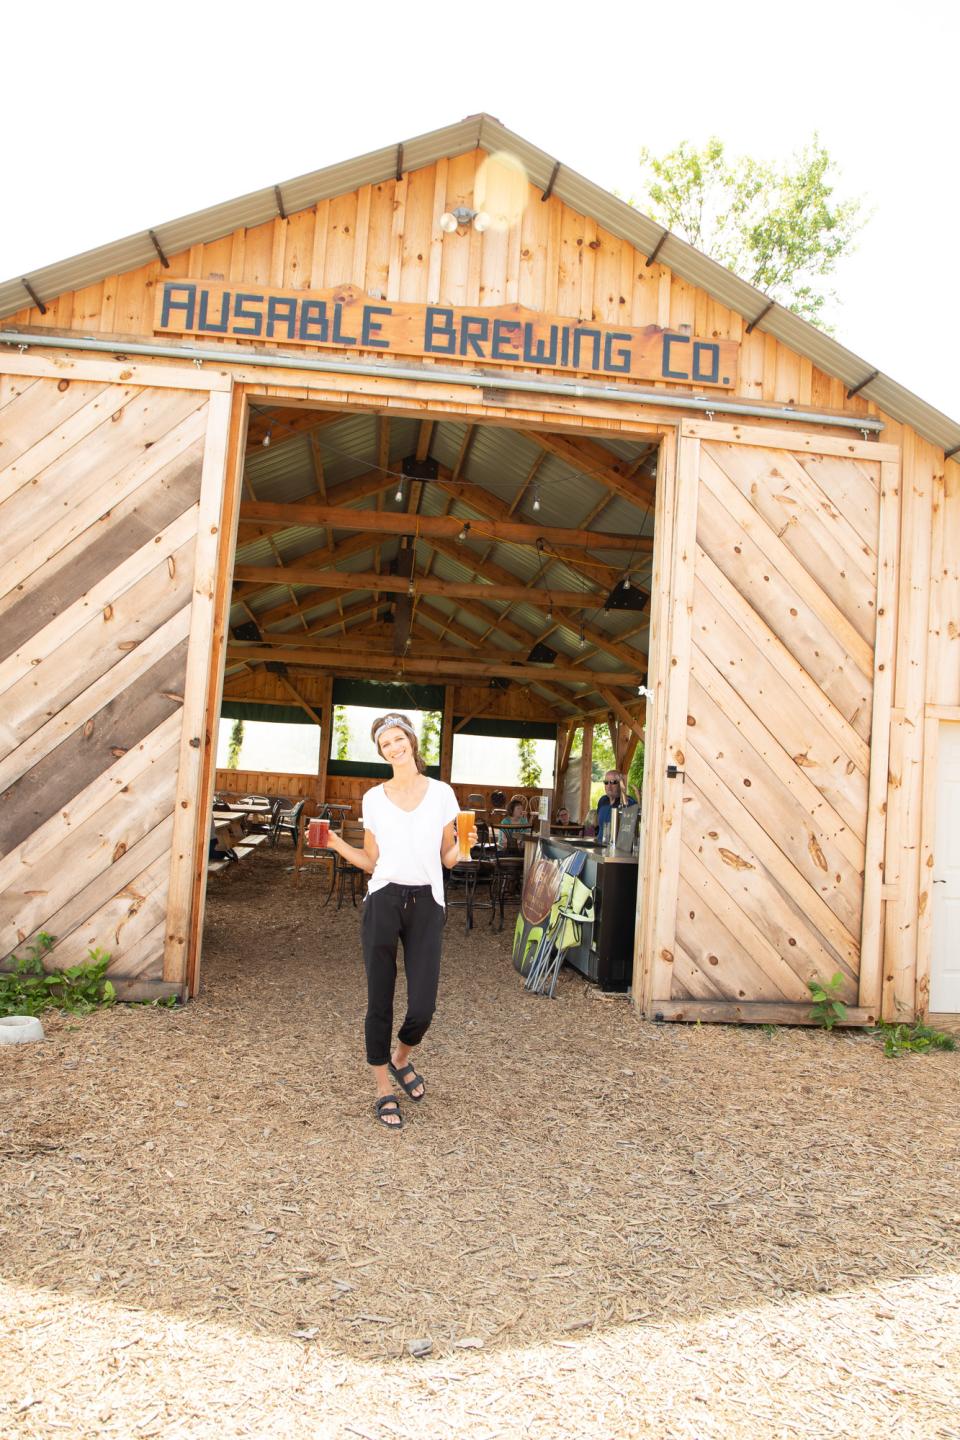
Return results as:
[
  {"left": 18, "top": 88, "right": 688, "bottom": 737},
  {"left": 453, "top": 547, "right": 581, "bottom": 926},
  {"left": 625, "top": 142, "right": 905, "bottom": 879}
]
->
[
  {"left": 327, "top": 826, "right": 379, "bottom": 874},
  {"left": 441, "top": 819, "right": 478, "bottom": 868}
]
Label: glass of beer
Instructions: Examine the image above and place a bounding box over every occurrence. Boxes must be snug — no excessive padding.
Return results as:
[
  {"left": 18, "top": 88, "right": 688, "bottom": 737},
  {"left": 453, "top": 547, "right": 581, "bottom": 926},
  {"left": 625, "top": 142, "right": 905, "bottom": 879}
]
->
[
  {"left": 308, "top": 817, "right": 330, "bottom": 849},
  {"left": 457, "top": 810, "right": 475, "bottom": 861}
]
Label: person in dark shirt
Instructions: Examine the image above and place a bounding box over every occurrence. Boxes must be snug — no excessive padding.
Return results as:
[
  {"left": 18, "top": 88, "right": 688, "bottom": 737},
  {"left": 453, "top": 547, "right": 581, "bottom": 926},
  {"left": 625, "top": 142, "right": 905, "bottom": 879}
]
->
[{"left": 590, "top": 770, "right": 637, "bottom": 843}]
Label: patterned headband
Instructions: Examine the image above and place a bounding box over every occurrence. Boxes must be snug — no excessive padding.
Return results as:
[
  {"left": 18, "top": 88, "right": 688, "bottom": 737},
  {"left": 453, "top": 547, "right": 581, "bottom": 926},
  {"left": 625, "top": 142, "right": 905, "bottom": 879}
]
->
[{"left": 373, "top": 715, "right": 417, "bottom": 746}]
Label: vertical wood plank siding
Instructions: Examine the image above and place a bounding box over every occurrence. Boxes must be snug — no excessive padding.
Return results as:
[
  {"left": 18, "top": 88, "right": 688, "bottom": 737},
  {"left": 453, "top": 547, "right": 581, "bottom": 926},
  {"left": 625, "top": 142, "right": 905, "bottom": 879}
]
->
[
  {"left": 0, "top": 371, "right": 227, "bottom": 996},
  {"left": 3, "top": 151, "right": 861, "bottom": 416}
]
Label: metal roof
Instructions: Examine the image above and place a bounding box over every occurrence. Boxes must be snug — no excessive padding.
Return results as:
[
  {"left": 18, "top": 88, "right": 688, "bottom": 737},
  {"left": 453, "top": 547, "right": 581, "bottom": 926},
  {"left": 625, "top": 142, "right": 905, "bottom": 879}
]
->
[
  {"left": 229, "top": 410, "right": 651, "bottom": 707},
  {"left": 3, "top": 113, "right": 957, "bottom": 455}
]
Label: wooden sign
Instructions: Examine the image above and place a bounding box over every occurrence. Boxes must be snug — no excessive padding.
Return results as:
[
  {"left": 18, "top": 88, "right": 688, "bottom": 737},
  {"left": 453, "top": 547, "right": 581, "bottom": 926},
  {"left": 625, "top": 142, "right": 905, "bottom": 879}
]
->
[{"left": 154, "top": 280, "right": 739, "bottom": 389}]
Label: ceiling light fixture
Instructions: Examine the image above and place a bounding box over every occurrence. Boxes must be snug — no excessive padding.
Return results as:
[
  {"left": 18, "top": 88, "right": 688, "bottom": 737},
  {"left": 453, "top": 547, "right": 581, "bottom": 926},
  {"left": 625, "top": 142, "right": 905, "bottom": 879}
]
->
[
  {"left": 546, "top": 606, "right": 553, "bottom": 623},
  {"left": 457, "top": 521, "right": 470, "bottom": 543},
  {"left": 439, "top": 206, "right": 490, "bottom": 233},
  {"left": 532, "top": 484, "right": 541, "bottom": 513},
  {"left": 623, "top": 576, "right": 631, "bottom": 590},
  {"left": 578, "top": 623, "right": 585, "bottom": 647},
  {"left": 395, "top": 481, "right": 404, "bottom": 502},
  {"left": 407, "top": 579, "right": 415, "bottom": 597},
  {"left": 261, "top": 425, "right": 272, "bottom": 448}
]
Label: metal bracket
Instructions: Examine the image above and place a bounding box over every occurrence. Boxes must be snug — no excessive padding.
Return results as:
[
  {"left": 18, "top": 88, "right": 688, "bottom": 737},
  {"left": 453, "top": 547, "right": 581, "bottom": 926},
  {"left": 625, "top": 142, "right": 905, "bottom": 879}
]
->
[{"left": 666, "top": 764, "right": 685, "bottom": 780}]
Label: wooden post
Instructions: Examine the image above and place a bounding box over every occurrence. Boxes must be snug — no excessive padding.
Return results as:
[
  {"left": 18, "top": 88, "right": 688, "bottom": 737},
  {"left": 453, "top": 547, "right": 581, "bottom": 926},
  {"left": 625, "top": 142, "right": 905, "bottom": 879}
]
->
[
  {"left": 164, "top": 388, "right": 234, "bottom": 991},
  {"left": 440, "top": 684, "right": 454, "bottom": 783},
  {"left": 579, "top": 723, "right": 594, "bottom": 821},
  {"left": 317, "top": 675, "right": 333, "bottom": 799}
]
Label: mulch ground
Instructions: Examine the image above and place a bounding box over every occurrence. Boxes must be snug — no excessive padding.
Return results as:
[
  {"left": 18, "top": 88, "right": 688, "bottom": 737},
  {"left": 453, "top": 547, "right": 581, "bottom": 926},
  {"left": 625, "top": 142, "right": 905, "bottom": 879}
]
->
[{"left": 2, "top": 843, "right": 959, "bottom": 1439}]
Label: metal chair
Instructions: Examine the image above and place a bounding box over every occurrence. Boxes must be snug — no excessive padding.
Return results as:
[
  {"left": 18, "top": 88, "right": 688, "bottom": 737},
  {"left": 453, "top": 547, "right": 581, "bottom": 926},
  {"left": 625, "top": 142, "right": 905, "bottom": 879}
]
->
[
  {"left": 326, "top": 820, "right": 366, "bottom": 908},
  {"left": 270, "top": 799, "right": 305, "bottom": 847}
]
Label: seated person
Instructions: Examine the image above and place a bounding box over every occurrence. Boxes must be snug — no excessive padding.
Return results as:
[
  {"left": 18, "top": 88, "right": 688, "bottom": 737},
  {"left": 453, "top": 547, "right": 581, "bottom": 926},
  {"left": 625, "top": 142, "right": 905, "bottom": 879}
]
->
[
  {"left": 586, "top": 770, "right": 638, "bottom": 843},
  {"left": 555, "top": 806, "right": 573, "bottom": 826},
  {"left": 497, "top": 797, "right": 530, "bottom": 851}
]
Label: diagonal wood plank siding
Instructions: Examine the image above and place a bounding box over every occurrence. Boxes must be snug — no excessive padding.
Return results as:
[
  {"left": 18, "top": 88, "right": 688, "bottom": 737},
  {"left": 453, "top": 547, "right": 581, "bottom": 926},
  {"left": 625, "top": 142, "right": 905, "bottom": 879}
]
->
[
  {"left": 0, "top": 373, "right": 219, "bottom": 993},
  {"left": 652, "top": 423, "right": 899, "bottom": 1020}
]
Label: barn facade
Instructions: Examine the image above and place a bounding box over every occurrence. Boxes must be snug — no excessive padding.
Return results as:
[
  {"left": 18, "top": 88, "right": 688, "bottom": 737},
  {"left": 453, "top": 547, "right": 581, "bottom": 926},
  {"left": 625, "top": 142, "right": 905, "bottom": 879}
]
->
[{"left": 2, "top": 115, "right": 958, "bottom": 1024}]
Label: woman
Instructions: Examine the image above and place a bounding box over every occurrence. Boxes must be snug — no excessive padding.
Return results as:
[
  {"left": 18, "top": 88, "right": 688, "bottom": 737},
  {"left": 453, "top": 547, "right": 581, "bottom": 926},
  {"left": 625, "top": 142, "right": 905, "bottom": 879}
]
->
[
  {"left": 325, "top": 713, "right": 474, "bottom": 1130},
  {"left": 496, "top": 796, "right": 529, "bottom": 852}
]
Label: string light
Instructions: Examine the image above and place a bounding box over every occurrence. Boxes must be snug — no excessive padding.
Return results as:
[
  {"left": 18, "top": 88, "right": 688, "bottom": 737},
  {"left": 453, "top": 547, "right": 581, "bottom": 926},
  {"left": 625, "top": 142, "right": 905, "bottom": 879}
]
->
[
  {"left": 546, "top": 607, "right": 553, "bottom": 623},
  {"left": 457, "top": 521, "right": 470, "bottom": 543},
  {"left": 532, "top": 484, "right": 541, "bottom": 512},
  {"left": 395, "top": 481, "right": 404, "bottom": 502},
  {"left": 578, "top": 622, "right": 585, "bottom": 646},
  {"left": 261, "top": 425, "right": 272, "bottom": 448}
]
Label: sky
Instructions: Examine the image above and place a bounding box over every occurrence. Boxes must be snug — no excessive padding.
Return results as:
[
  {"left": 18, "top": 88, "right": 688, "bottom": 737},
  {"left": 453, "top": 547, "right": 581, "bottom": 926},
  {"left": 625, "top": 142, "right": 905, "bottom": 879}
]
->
[{"left": 3, "top": 1, "right": 956, "bottom": 420}]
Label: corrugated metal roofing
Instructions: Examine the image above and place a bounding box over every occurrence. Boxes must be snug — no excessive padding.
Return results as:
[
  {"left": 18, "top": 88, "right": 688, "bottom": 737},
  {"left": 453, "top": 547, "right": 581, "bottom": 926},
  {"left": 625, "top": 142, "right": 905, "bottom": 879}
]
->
[{"left": 3, "top": 113, "right": 956, "bottom": 453}]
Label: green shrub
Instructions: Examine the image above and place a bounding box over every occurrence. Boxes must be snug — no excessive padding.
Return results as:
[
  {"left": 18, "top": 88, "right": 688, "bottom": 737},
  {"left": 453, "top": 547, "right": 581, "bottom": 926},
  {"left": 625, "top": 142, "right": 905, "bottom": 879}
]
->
[
  {"left": 871, "top": 1021, "right": 956, "bottom": 1058},
  {"left": 0, "top": 932, "right": 116, "bottom": 1017},
  {"left": 807, "top": 972, "right": 847, "bottom": 1030}
]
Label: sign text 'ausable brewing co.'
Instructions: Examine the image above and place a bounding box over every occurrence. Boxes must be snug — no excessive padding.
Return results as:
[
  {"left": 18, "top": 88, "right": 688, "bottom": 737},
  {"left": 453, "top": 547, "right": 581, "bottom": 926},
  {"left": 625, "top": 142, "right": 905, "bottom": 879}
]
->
[{"left": 154, "top": 280, "right": 739, "bottom": 389}]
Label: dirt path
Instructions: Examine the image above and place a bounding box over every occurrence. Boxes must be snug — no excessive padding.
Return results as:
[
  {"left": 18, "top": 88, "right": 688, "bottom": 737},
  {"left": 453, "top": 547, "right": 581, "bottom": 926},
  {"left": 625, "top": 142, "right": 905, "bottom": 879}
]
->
[{"left": 3, "top": 846, "right": 959, "bottom": 1438}]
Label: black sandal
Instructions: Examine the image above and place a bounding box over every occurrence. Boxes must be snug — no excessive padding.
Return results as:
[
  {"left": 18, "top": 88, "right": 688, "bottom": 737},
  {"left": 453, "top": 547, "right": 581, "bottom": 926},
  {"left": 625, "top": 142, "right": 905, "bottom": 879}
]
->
[
  {"left": 388, "top": 1060, "right": 425, "bottom": 1102},
  {"left": 375, "top": 1094, "right": 403, "bottom": 1129}
]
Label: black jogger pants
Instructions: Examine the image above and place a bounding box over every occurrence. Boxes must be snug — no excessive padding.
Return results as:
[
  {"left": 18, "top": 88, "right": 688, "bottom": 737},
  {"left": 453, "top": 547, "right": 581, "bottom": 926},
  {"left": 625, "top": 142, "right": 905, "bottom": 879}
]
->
[{"left": 361, "top": 882, "right": 445, "bottom": 1066}]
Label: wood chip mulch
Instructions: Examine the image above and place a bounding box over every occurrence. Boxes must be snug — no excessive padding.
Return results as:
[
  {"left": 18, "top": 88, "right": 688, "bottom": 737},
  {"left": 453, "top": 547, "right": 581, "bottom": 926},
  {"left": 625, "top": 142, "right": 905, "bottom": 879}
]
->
[{"left": 2, "top": 844, "right": 959, "bottom": 1439}]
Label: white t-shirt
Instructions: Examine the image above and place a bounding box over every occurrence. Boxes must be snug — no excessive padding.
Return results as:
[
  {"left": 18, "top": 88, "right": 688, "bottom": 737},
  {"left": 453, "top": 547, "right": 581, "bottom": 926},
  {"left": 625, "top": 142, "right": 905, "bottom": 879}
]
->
[{"left": 362, "top": 777, "right": 460, "bottom": 909}]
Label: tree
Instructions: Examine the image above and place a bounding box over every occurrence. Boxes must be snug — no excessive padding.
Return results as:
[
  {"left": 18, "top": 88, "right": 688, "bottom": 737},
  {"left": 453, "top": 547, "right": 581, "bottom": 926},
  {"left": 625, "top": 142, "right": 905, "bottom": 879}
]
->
[
  {"left": 333, "top": 707, "right": 352, "bottom": 761},
  {"left": 628, "top": 741, "right": 644, "bottom": 801},
  {"left": 419, "top": 710, "right": 441, "bottom": 766},
  {"left": 226, "top": 719, "right": 244, "bottom": 770},
  {"left": 633, "top": 136, "right": 865, "bottom": 329},
  {"left": 517, "top": 737, "right": 542, "bottom": 788},
  {"left": 590, "top": 723, "right": 616, "bottom": 782}
]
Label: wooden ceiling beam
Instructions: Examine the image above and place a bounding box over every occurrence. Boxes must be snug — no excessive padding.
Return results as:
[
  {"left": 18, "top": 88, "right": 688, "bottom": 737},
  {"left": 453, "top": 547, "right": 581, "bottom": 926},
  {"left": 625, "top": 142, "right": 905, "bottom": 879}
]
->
[
  {"left": 233, "top": 531, "right": 376, "bottom": 604},
  {"left": 423, "top": 534, "right": 602, "bottom": 610},
  {"left": 520, "top": 431, "right": 657, "bottom": 511},
  {"left": 237, "top": 499, "right": 645, "bottom": 554},
  {"left": 246, "top": 407, "right": 343, "bottom": 451},
  {"left": 233, "top": 564, "right": 602, "bottom": 610},
  {"left": 225, "top": 644, "right": 641, "bottom": 686},
  {"left": 413, "top": 600, "right": 591, "bottom": 717}
]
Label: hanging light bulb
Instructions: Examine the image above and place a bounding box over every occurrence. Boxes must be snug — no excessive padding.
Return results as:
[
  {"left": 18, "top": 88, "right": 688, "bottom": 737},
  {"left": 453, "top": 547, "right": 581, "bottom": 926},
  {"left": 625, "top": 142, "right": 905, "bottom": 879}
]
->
[
  {"left": 623, "top": 576, "right": 631, "bottom": 590},
  {"left": 261, "top": 425, "right": 272, "bottom": 448},
  {"left": 457, "top": 521, "right": 470, "bottom": 543},
  {"left": 532, "top": 484, "right": 541, "bottom": 513},
  {"left": 395, "top": 481, "right": 404, "bottom": 502},
  {"left": 578, "top": 623, "right": 585, "bottom": 647},
  {"left": 407, "top": 579, "right": 415, "bottom": 597},
  {"left": 546, "top": 606, "right": 553, "bottom": 623}
]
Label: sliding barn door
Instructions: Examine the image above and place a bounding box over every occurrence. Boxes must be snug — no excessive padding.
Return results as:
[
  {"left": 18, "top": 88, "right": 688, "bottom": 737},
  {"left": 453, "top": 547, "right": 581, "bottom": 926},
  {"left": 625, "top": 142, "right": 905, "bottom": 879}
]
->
[
  {"left": 0, "top": 360, "right": 233, "bottom": 997},
  {"left": 645, "top": 420, "right": 900, "bottom": 1023}
]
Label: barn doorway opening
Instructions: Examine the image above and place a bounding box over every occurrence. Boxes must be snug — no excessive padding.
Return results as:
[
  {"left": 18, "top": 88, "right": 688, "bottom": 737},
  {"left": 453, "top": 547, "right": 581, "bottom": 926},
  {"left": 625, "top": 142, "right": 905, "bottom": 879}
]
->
[{"left": 199, "top": 399, "right": 660, "bottom": 998}]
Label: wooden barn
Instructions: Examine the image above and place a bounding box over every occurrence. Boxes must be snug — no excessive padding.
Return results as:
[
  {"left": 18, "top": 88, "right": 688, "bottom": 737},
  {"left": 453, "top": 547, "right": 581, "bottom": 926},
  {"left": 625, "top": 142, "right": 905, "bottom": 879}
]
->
[{"left": 2, "top": 115, "right": 958, "bottom": 1026}]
